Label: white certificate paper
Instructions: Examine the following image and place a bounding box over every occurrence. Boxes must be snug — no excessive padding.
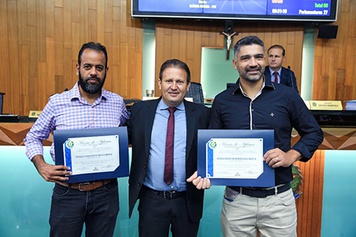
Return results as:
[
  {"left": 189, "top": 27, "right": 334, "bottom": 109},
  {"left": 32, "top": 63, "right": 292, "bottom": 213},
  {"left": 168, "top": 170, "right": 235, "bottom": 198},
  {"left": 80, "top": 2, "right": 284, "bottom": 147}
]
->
[
  {"left": 206, "top": 138, "right": 263, "bottom": 179},
  {"left": 63, "top": 135, "right": 120, "bottom": 175}
]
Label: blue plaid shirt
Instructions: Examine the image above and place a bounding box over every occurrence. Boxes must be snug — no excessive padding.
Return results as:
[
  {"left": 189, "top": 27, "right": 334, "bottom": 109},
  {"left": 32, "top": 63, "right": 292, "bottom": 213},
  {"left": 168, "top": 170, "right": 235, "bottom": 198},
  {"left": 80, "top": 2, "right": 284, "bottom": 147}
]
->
[{"left": 25, "top": 83, "right": 129, "bottom": 161}]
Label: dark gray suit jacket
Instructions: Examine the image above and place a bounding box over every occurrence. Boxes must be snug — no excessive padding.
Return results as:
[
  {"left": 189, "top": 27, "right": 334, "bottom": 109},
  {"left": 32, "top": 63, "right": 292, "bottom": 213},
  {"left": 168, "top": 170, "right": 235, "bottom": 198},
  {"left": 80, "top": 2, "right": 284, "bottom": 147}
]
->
[
  {"left": 127, "top": 98, "right": 210, "bottom": 222},
  {"left": 264, "top": 66, "right": 299, "bottom": 93}
]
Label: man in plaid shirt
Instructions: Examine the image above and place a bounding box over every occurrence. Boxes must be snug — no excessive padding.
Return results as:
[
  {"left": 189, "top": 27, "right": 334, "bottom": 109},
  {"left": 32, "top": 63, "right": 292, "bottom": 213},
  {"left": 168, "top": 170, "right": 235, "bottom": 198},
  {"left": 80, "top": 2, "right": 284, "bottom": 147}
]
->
[{"left": 25, "top": 42, "right": 129, "bottom": 237}]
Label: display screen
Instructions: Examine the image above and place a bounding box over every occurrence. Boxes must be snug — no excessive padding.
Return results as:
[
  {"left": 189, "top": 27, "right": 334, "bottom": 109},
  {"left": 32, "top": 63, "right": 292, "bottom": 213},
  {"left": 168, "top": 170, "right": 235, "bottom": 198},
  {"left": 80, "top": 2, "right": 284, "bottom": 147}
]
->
[{"left": 132, "top": 0, "right": 338, "bottom": 22}]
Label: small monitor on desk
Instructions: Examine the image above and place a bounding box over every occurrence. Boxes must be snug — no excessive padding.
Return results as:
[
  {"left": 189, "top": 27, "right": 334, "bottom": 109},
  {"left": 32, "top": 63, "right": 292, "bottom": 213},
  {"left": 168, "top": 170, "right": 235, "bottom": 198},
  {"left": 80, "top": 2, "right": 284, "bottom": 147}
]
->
[
  {"left": 311, "top": 110, "right": 356, "bottom": 127},
  {"left": 0, "top": 114, "right": 19, "bottom": 122}
]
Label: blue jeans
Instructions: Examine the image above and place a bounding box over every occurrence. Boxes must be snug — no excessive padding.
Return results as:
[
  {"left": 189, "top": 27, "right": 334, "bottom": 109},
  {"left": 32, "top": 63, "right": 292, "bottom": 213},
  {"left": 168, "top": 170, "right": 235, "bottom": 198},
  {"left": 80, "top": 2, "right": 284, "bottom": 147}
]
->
[{"left": 49, "top": 180, "right": 119, "bottom": 237}]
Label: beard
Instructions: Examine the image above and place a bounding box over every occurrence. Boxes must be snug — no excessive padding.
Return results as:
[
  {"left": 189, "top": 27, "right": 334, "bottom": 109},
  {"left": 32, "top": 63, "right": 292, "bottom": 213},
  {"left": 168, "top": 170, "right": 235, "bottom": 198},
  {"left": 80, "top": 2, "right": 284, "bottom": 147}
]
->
[
  {"left": 238, "top": 66, "right": 264, "bottom": 83},
  {"left": 78, "top": 72, "right": 106, "bottom": 94}
]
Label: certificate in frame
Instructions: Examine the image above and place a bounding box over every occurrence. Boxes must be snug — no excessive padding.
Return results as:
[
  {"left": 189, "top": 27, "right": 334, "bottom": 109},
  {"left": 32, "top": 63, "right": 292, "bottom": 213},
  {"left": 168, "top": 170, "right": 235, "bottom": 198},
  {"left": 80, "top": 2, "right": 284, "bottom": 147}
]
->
[
  {"left": 54, "top": 127, "right": 129, "bottom": 183},
  {"left": 198, "top": 129, "right": 275, "bottom": 187}
]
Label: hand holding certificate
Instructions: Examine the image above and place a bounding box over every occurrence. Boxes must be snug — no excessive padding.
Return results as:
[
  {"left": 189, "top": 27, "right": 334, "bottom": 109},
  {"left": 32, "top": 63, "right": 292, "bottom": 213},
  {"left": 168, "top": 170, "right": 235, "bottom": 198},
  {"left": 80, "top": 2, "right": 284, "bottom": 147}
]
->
[
  {"left": 198, "top": 129, "right": 275, "bottom": 187},
  {"left": 54, "top": 127, "right": 129, "bottom": 183}
]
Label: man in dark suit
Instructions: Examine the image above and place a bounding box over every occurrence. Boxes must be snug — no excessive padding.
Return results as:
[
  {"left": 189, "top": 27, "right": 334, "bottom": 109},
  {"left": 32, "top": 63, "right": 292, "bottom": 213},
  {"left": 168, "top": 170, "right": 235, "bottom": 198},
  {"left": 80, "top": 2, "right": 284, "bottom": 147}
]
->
[
  {"left": 264, "top": 44, "right": 299, "bottom": 93},
  {"left": 127, "top": 59, "right": 210, "bottom": 237}
]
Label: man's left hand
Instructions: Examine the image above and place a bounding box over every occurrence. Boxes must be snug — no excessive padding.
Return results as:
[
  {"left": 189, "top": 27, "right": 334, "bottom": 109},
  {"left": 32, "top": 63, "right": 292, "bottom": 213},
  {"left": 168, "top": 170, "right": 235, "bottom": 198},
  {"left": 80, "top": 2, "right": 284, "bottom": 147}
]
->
[{"left": 264, "top": 148, "right": 301, "bottom": 168}]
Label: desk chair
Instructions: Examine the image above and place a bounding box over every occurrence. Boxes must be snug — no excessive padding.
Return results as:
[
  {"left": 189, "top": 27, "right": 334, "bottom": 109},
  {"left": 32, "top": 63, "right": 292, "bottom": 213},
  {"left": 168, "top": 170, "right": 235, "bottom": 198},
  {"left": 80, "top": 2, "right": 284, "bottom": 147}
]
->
[{"left": 185, "top": 82, "right": 204, "bottom": 104}]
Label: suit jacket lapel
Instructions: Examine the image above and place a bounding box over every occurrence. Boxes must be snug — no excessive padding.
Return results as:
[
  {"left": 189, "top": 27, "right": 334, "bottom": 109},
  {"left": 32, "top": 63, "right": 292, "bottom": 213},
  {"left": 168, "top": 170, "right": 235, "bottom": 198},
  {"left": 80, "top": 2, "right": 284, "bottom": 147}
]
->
[
  {"left": 144, "top": 99, "right": 160, "bottom": 156},
  {"left": 280, "top": 68, "right": 289, "bottom": 86},
  {"left": 280, "top": 68, "right": 285, "bottom": 85},
  {"left": 184, "top": 101, "right": 197, "bottom": 160}
]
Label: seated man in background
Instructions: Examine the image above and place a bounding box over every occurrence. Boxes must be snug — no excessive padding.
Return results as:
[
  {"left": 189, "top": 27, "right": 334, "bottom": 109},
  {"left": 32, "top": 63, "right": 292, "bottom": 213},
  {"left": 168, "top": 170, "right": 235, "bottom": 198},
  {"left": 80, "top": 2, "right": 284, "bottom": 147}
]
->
[{"left": 264, "top": 44, "right": 299, "bottom": 93}]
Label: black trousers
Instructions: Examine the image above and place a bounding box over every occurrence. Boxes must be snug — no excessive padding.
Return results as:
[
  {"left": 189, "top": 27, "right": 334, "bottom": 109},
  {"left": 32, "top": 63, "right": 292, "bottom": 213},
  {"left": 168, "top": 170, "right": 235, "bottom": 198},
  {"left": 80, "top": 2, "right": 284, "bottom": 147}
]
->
[{"left": 138, "top": 187, "right": 200, "bottom": 237}]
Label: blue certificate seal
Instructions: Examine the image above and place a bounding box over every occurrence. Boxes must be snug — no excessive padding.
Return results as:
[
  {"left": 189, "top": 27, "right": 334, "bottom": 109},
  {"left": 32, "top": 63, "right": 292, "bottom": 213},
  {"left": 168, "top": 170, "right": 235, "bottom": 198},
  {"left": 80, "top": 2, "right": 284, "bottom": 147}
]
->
[
  {"left": 63, "top": 139, "right": 75, "bottom": 170},
  {"left": 206, "top": 139, "right": 217, "bottom": 177}
]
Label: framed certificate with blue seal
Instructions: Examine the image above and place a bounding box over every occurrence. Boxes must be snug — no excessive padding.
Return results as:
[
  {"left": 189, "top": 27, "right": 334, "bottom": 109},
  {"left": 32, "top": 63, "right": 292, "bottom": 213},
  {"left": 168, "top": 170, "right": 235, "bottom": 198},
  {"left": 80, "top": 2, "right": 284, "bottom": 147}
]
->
[
  {"left": 198, "top": 129, "right": 275, "bottom": 187},
  {"left": 54, "top": 127, "right": 129, "bottom": 183}
]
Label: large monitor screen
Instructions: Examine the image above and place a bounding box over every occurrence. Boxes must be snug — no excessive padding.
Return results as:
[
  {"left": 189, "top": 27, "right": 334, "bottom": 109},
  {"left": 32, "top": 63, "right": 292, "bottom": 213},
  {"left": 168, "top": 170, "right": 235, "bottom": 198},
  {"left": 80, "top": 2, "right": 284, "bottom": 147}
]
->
[{"left": 132, "top": 0, "right": 338, "bottom": 22}]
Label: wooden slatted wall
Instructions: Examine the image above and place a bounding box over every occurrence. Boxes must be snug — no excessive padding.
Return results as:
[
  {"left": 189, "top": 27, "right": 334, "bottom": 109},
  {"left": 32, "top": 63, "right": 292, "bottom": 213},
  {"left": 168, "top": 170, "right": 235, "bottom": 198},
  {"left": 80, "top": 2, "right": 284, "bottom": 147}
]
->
[
  {"left": 3, "top": 0, "right": 355, "bottom": 114},
  {"left": 313, "top": 0, "right": 356, "bottom": 101},
  {"left": 0, "top": 0, "right": 142, "bottom": 116}
]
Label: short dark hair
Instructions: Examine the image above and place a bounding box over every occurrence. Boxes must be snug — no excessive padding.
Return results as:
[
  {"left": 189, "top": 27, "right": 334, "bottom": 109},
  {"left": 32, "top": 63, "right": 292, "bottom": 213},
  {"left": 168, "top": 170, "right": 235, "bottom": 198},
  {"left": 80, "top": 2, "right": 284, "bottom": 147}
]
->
[
  {"left": 78, "top": 42, "right": 108, "bottom": 67},
  {"left": 233, "top": 36, "right": 265, "bottom": 58},
  {"left": 159, "top": 59, "right": 191, "bottom": 83},
  {"left": 268, "top": 44, "right": 286, "bottom": 56}
]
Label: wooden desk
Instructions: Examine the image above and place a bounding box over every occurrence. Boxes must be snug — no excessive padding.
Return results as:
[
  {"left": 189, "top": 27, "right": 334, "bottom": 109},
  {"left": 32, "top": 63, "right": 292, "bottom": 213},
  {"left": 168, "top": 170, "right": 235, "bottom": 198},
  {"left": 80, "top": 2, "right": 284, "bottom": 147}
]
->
[
  {"left": 0, "top": 123, "right": 52, "bottom": 146},
  {"left": 3, "top": 121, "right": 355, "bottom": 150},
  {"left": 292, "top": 127, "right": 356, "bottom": 150}
]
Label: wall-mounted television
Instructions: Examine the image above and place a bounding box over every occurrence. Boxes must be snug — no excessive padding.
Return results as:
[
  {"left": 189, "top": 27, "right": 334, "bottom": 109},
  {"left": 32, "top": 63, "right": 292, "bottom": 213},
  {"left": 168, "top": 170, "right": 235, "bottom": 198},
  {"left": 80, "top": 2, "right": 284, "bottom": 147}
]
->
[{"left": 132, "top": 0, "right": 338, "bottom": 22}]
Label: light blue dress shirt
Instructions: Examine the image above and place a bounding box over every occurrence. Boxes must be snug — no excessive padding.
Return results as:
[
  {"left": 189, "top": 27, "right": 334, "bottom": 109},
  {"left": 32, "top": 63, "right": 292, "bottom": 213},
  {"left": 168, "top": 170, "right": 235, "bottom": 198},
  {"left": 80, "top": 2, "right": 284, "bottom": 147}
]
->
[{"left": 144, "top": 99, "right": 187, "bottom": 191}]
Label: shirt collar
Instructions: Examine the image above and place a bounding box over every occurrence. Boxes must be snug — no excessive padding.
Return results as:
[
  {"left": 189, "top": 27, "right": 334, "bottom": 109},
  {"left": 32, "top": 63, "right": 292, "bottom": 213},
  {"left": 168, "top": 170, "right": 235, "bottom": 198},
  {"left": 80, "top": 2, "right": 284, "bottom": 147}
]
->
[
  {"left": 263, "top": 76, "right": 275, "bottom": 89},
  {"left": 233, "top": 77, "right": 275, "bottom": 96},
  {"left": 269, "top": 67, "right": 282, "bottom": 76},
  {"left": 158, "top": 98, "right": 185, "bottom": 111}
]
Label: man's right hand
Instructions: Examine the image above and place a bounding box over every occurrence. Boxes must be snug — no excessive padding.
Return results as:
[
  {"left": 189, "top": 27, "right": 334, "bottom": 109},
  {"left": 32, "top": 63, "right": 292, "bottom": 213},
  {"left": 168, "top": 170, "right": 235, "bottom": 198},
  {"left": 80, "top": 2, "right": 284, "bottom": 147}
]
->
[
  {"left": 187, "top": 171, "right": 211, "bottom": 190},
  {"left": 32, "top": 155, "right": 71, "bottom": 183}
]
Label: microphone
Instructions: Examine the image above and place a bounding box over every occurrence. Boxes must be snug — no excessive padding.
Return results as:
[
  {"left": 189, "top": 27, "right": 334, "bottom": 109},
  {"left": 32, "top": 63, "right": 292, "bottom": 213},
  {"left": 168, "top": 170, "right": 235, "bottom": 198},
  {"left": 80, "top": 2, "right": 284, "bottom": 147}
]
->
[{"left": 287, "top": 66, "right": 294, "bottom": 90}]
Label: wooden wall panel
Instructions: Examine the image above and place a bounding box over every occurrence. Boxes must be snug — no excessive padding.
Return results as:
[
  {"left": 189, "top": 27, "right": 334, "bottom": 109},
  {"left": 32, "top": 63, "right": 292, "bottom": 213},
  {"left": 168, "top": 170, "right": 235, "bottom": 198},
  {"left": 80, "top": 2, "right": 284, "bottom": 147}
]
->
[
  {"left": 154, "top": 21, "right": 304, "bottom": 96},
  {"left": 313, "top": 0, "right": 356, "bottom": 101},
  {"left": 0, "top": 0, "right": 142, "bottom": 116}
]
